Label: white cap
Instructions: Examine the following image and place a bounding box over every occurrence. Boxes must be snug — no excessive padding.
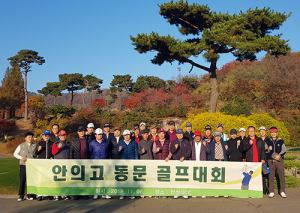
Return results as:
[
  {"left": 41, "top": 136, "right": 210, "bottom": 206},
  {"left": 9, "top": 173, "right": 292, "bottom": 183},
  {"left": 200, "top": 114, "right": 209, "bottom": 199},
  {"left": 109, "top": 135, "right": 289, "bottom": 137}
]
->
[
  {"left": 140, "top": 122, "right": 146, "bottom": 127},
  {"left": 259, "top": 126, "right": 266, "bottom": 131},
  {"left": 239, "top": 128, "right": 246, "bottom": 132},
  {"left": 87, "top": 123, "right": 94, "bottom": 128},
  {"left": 95, "top": 128, "right": 103, "bottom": 135},
  {"left": 123, "top": 130, "right": 131, "bottom": 135}
]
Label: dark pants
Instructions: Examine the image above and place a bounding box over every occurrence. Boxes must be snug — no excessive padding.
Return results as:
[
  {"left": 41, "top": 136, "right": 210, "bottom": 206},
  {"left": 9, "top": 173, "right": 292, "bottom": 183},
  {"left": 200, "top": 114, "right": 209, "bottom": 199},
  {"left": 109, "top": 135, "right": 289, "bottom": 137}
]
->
[
  {"left": 19, "top": 165, "right": 26, "bottom": 198},
  {"left": 262, "top": 173, "right": 269, "bottom": 193},
  {"left": 268, "top": 159, "right": 285, "bottom": 193}
]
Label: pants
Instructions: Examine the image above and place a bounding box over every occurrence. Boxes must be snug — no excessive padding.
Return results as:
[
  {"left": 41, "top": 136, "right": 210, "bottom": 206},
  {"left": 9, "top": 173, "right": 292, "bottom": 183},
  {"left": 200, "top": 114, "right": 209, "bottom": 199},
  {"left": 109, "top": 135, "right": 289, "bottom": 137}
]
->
[
  {"left": 241, "top": 184, "right": 249, "bottom": 190},
  {"left": 262, "top": 173, "right": 269, "bottom": 193},
  {"left": 19, "top": 165, "right": 26, "bottom": 198},
  {"left": 268, "top": 159, "right": 285, "bottom": 193}
]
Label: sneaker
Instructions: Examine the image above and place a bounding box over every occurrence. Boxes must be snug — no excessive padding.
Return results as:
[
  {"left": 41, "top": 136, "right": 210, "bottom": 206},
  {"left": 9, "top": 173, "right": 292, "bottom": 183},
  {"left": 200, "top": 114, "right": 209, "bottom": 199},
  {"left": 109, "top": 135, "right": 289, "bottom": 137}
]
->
[
  {"left": 224, "top": 196, "right": 229, "bottom": 198},
  {"left": 26, "top": 195, "right": 34, "bottom": 201},
  {"left": 173, "top": 196, "right": 179, "bottom": 199},
  {"left": 155, "top": 196, "right": 159, "bottom": 199},
  {"left": 141, "top": 196, "right": 145, "bottom": 198},
  {"left": 280, "top": 192, "right": 287, "bottom": 198},
  {"left": 192, "top": 196, "right": 196, "bottom": 198},
  {"left": 105, "top": 195, "right": 111, "bottom": 199},
  {"left": 119, "top": 196, "right": 125, "bottom": 200},
  {"left": 64, "top": 196, "right": 69, "bottom": 200},
  {"left": 214, "top": 196, "right": 219, "bottom": 198},
  {"left": 183, "top": 196, "right": 189, "bottom": 199},
  {"left": 269, "top": 192, "right": 275, "bottom": 198},
  {"left": 101, "top": 195, "right": 105, "bottom": 199},
  {"left": 93, "top": 195, "right": 98, "bottom": 200},
  {"left": 54, "top": 196, "right": 59, "bottom": 201},
  {"left": 37, "top": 196, "right": 43, "bottom": 201},
  {"left": 162, "top": 196, "right": 167, "bottom": 199},
  {"left": 17, "top": 197, "right": 24, "bottom": 202},
  {"left": 148, "top": 196, "right": 152, "bottom": 198},
  {"left": 201, "top": 196, "right": 206, "bottom": 198},
  {"left": 129, "top": 196, "right": 135, "bottom": 199}
]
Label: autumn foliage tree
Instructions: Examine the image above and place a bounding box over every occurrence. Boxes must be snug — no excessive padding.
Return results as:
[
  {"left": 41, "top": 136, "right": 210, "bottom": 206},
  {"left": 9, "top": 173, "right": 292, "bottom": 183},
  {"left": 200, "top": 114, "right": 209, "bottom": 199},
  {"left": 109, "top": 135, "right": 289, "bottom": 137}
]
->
[{"left": 91, "top": 99, "right": 107, "bottom": 112}]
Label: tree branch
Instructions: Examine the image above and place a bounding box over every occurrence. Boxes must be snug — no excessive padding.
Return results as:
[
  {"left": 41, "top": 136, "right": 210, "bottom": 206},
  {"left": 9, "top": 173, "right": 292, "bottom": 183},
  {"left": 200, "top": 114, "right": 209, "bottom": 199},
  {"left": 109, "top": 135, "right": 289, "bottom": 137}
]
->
[
  {"left": 171, "top": 14, "right": 199, "bottom": 30},
  {"left": 182, "top": 58, "right": 210, "bottom": 72}
]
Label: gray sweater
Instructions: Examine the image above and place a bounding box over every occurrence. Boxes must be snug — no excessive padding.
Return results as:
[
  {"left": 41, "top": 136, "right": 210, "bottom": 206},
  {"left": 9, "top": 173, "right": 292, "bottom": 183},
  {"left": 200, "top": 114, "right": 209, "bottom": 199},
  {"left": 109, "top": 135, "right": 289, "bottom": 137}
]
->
[{"left": 138, "top": 139, "right": 154, "bottom": 159}]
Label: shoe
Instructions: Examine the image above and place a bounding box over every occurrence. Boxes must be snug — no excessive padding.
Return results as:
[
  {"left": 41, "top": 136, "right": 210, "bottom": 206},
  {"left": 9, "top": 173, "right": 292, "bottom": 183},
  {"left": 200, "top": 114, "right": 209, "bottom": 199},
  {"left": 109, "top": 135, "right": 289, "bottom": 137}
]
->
[
  {"left": 280, "top": 192, "right": 287, "bottom": 198},
  {"left": 214, "top": 196, "right": 219, "bottom": 198},
  {"left": 201, "top": 196, "right": 206, "bottom": 198},
  {"left": 119, "top": 196, "right": 125, "bottom": 200},
  {"left": 105, "top": 195, "right": 111, "bottom": 199},
  {"left": 173, "top": 196, "right": 179, "bottom": 199},
  {"left": 224, "top": 196, "right": 229, "bottom": 198},
  {"left": 37, "top": 196, "right": 43, "bottom": 201},
  {"left": 54, "top": 196, "right": 59, "bottom": 201},
  {"left": 93, "top": 195, "right": 98, "bottom": 200},
  {"left": 269, "top": 192, "right": 275, "bottom": 198},
  {"left": 163, "top": 196, "right": 167, "bottom": 199},
  {"left": 183, "top": 196, "right": 189, "bottom": 199},
  {"left": 17, "top": 197, "right": 24, "bottom": 202},
  {"left": 102, "top": 195, "right": 105, "bottom": 199},
  {"left": 129, "top": 196, "right": 135, "bottom": 199},
  {"left": 26, "top": 195, "right": 33, "bottom": 201},
  {"left": 155, "top": 196, "right": 159, "bottom": 199},
  {"left": 64, "top": 196, "right": 69, "bottom": 200},
  {"left": 141, "top": 196, "right": 145, "bottom": 198},
  {"left": 148, "top": 196, "right": 152, "bottom": 198},
  {"left": 192, "top": 196, "right": 196, "bottom": 198}
]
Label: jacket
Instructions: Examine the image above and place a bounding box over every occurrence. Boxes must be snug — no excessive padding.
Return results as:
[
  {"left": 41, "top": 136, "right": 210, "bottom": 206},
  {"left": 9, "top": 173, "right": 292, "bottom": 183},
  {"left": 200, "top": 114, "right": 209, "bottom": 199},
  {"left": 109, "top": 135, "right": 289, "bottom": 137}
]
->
[
  {"left": 138, "top": 139, "right": 154, "bottom": 159},
  {"left": 190, "top": 140, "right": 211, "bottom": 161},
  {"left": 69, "top": 137, "right": 90, "bottom": 159},
  {"left": 89, "top": 139, "right": 109, "bottom": 159},
  {"left": 242, "top": 136, "right": 266, "bottom": 162},
  {"left": 108, "top": 135, "right": 124, "bottom": 159},
  {"left": 116, "top": 140, "right": 138, "bottom": 159},
  {"left": 227, "top": 138, "right": 243, "bottom": 162},
  {"left": 183, "top": 131, "right": 194, "bottom": 142},
  {"left": 50, "top": 133, "right": 59, "bottom": 143},
  {"left": 34, "top": 140, "right": 54, "bottom": 159},
  {"left": 207, "top": 140, "right": 231, "bottom": 161},
  {"left": 170, "top": 139, "right": 192, "bottom": 160},
  {"left": 52, "top": 140, "right": 70, "bottom": 159},
  {"left": 103, "top": 132, "right": 114, "bottom": 142},
  {"left": 166, "top": 130, "right": 177, "bottom": 143},
  {"left": 265, "top": 137, "right": 286, "bottom": 160},
  {"left": 86, "top": 133, "right": 96, "bottom": 145}
]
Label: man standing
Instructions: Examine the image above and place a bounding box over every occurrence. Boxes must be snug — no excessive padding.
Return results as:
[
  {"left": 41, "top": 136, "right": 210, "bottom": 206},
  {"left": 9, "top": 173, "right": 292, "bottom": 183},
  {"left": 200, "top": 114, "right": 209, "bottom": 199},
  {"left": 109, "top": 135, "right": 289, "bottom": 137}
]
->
[
  {"left": 259, "top": 126, "right": 271, "bottom": 194},
  {"left": 170, "top": 129, "right": 192, "bottom": 199},
  {"left": 131, "top": 126, "right": 142, "bottom": 143},
  {"left": 217, "top": 123, "right": 229, "bottom": 142},
  {"left": 86, "top": 123, "right": 96, "bottom": 145},
  {"left": 190, "top": 130, "right": 210, "bottom": 161},
  {"left": 237, "top": 128, "right": 247, "bottom": 161},
  {"left": 117, "top": 130, "right": 138, "bottom": 200},
  {"left": 202, "top": 125, "right": 214, "bottom": 144},
  {"left": 103, "top": 123, "right": 114, "bottom": 142},
  {"left": 138, "top": 129, "right": 154, "bottom": 160},
  {"left": 183, "top": 122, "right": 194, "bottom": 142},
  {"left": 227, "top": 129, "right": 243, "bottom": 162},
  {"left": 207, "top": 131, "right": 231, "bottom": 161},
  {"left": 50, "top": 124, "right": 60, "bottom": 143},
  {"left": 108, "top": 127, "right": 123, "bottom": 159},
  {"left": 166, "top": 120, "right": 177, "bottom": 142},
  {"left": 14, "top": 132, "right": 36, "bottom": 201},
  {"left": 149, "top": 124, "right": 159, "bottom": 142},
  {"left": 265, "top": 127, "right": 287, "bottom": 198},
  {"left": 70, "top": 126, "right": 90, "bottom": 160},
  {"left": 152, "top": 128, "right": 172, "bottom": 162}
]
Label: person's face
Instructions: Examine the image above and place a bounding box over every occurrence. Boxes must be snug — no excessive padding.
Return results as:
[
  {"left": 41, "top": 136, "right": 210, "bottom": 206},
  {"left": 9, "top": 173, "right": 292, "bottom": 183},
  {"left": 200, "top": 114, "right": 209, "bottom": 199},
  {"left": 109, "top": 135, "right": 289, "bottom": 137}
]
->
[
  {"left": 270, "top": 131, "right": 278, "bottom": 138},
  {"left": 240, "top": 131, "right": 246, "bottom": 138},
  {"left": 158, "top": 132, "right": 165, "bottom": 140},
  {"left": 42, "top": 134, "right": 50, "bottom": 141},
  {"left": 231, "top": 134, "right": 237, "bottom": 139},
  {"left": 185, "top": 126, "right": 192, "bottom": 132},
  {"left": 217, "top": 127, "right": 223, "bottom": 133},
  {"left": 248, "top": 127, "right": 255, "bottom": 138},
  {"left": 140, "top": 125, "right": 146, "bottom": 131},
  {"left": 78, "top": 130, "right": 85, "bottom": 138},
  {"left": 87, "top": 127, "right": 94, "bottom": 134},
  {"left": 150, "top": 128, "right": 157, "bottom": 135},
  {"left": 52, "top": 125, "right": 59, "bottom": 134},
  {"left": 195, "top": 135, "right": 201, "bottom": 142},
  {"left": 134, "top": 129, "right": 140, "bottom": 136},
  {"left": 259, "top": 129, "right": 266, "bottom": 137},
  {"left": 215, "top": 136, "right": 221, "bottom": 143},
  {"left": 25, "top": 135, "right": 33, "bottom": 143},
  {"left": 177, "top": 133, "right": 183, "bottom": 140},
  {"left": 59, "top": 135, "right": 66, "bottom": 141},
  {"left": 124, "top": 134, "right": 131, "bottom": 141},
  {"left": 142, "top": 133, "right": 149, "bottom": 141},
  {"left": 169, "top": 125, "right": 175, "bottom": 131},
  {"left": 104, "top": 127, "right": 110, "bottom": 133},
  {"left": 114, "top": 130, "right": 121, "bottom": 137},
  {"left": 96, "top": 134, "right": 103, "bottom": 140},
  {"left": 205, "top": 129, "right": 211, "bottom": 136}
]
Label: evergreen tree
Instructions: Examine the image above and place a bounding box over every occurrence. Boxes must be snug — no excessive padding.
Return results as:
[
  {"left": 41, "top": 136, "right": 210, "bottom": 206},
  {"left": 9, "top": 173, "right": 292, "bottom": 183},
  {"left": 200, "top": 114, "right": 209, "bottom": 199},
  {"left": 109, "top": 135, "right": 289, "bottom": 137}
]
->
[
  {"left": 38, "top": 82, "right": 64, "bottom": 105},
  {"left": 110, "top": 74, "right": 134, "bottom": 99}
]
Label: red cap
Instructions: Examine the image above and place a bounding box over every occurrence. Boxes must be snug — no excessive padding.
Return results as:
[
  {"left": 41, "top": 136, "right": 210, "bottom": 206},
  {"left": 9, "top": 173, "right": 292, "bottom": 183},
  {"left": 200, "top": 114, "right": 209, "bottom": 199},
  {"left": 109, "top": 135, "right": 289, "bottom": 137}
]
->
[
  {"left": 158, "top": 128, "right": 165, "bottom": 133},
  {"left": 270, "top": 128, "right": 278, "bottom": 133},
  {"left": 59, "top": 130, "right": 67, "bottom": 136},
  {"left": 194, "top": 130, "right": 201, "bottom": 136}
]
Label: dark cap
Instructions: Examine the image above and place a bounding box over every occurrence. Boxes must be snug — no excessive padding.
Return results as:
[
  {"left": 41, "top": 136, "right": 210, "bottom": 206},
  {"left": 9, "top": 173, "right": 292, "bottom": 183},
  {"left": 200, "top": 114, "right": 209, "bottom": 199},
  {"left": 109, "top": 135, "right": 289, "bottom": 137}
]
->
[
  {"left": 134, "top": 126, "right": 140, "bottom": 130},
  {"left": 141, "top": 129, "right": 149, "bottom": 134},
  {"left": 168, "top": 120, "right": 175, "bottom": 126},
  {"left": 103, "top": 123, "right": 110, "bottom": 128},
  {"left": 114, "top": 127, "right": 121, "bottom": 131},
  {"left": 217, "top": 123, "right": 224, "bottom": 128},
  {"left": 230, "top": 129, "right": 237, "bottom": 135},
  {"left": 205, "top": 125, "right": 212, "bottom": 130},
  {"left": 78, "top": 126, "right": 86, "bottom": 132}
]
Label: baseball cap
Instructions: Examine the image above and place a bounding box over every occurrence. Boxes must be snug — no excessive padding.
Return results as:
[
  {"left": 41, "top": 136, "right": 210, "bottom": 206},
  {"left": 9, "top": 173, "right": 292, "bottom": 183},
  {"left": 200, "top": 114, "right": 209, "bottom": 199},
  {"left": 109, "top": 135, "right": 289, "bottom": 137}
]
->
[
  {"left": 141, "top": 129, "right": 149, "bottom": 134},
  {"left": 205, "top": 125, "right": 212, "bottom": 130},
  {"left": 217, "top": 123, "right": 223, "bottom": 128},
  {"left": 77, "top": 126, "right": 86, "bottom": 132},
  {"left": 87, "top": 123, "right": 94, "bottom": 128},
  {"left": 95, "top": 128, "right": 103, "bottom": 135},
  {"left": 134, "top": 126, "right": 140, "bottom": 130},
  {"left": 168, "top": 121, "right": 175, "bottom": 126},
  {"left": 114, "top": 127, "right": 121, "bottom": 131},
  {"left": 239, "top": 128, "right": 246, "bottom": 132},
  {"left": 123, "top": 130, "right": 131, "bottom": 135},
  {"left": 213, "top": 131, "right": 221, "bottom": 137},
  {"left": 59, "top": 130, "right": 67, "bottom": 136},
  {"left": 103, "top": 123, "right": 110, "bottom": 128},
  {"left": 43, "top": 130, "right": 50, "bottom": 135},
  {"left": 230, "top": 129, "right": 237, "bottom": 135},
  {"left": 140, "top": 122, "right": 146, "bottom": 127},
  {"left": 270, "top": 127, "right": 278, "bottom": 133},
  {"left": 176, "top": 129, "right": 184, "bottom": 134},
  {"left": 259, "top": 126, "right": 266, "bottom": 131},
  {"left": 185, "top": 122, "right": 192, "bottom": 127},
  {"left": 150, "top": 124, "right": 157, "bottom": 129},
  {"left": 158, "top": 128, "right": 165, "bottom": 133},
  {"left": 194, "top": 130, "right": 201, "bottom": 136}
]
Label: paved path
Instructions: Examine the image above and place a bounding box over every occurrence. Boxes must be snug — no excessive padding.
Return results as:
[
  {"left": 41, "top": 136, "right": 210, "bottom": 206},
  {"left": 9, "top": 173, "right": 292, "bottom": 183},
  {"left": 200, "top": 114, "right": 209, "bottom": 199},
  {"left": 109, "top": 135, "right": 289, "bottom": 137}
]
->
[
  {"left": 0, "top": 154, "right": 12, "bottom": 158},
  {"left": 1, "top": 187, "right": 299, "bottom": 213}
]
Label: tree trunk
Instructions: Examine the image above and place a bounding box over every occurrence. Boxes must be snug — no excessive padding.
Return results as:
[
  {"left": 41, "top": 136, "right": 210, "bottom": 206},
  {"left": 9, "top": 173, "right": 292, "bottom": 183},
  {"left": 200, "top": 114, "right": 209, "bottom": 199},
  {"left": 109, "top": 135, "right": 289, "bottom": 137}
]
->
[
  {"left": 54, "top": 96, "right": 56, "bottom": 105},
  {"left": 208, "top": 59, "right": 218, "bottom": 113},
  {"left": 71, "top": 90, "right": 74, "bottom": 106},
  {"left": 24, "top": 70, "right": 28, "bottom": 121}
]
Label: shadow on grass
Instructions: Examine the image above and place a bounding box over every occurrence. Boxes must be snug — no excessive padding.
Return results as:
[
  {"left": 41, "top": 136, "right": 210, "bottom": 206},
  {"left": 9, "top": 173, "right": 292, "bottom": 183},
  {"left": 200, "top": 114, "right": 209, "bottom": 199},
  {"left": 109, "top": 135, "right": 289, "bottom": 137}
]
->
[{"left": 287, "top": 147, "right": 300, "bottom": 152}]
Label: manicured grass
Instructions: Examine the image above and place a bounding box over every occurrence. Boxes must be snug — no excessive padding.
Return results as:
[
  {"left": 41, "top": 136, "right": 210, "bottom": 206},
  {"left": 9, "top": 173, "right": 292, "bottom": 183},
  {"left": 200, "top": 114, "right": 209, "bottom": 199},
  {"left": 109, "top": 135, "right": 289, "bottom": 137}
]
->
[
  {"left": 285, "top": 146, "right": 300, "bottom": 156},
  {"left": 0, "top": 158, "right": 19, "bottom": 194}
]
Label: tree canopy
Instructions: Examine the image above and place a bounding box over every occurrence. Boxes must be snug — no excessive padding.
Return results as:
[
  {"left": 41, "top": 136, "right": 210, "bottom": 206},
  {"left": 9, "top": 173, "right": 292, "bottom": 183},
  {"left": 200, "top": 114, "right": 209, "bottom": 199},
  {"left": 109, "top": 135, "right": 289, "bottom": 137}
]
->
[
  {"left": 133, "top": 75, "right": 166, "bottom": 93},
  {"left": 110, "top": 74, "right": 134, "bottom": 99},
  {"left": 38, "top": 82, "right": 64, "bottom": 105}
]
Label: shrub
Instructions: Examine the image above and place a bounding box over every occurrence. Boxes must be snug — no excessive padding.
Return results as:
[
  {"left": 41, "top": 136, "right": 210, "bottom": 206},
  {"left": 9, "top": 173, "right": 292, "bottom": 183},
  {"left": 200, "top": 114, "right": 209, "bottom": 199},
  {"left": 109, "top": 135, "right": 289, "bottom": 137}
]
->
[
  {"left": 284, "top": 156, "right": 298, "bottom": 161},
  {"left": 284, "top": 160, "right": 300, "bottom": 172},
  {"left": 273, "top": 175, "right": 300, "bottom": 188},
  {"left": 45, "top": 105, "right": 76, "bottom": 118},
  {"left": 0, "top": 119, "right": 16, "bottom": 135},
  {"left": 34, "top": 118, "right": 69, "bottom": 137},
  {"left": 220, "top": 101, "right": 252, "bottom": 116},
  {"left": 6, "top": 137, "right": 25, "bottom": 153},
  {"left": 91, "top": 99, "right": 107, "bottom": 112}
]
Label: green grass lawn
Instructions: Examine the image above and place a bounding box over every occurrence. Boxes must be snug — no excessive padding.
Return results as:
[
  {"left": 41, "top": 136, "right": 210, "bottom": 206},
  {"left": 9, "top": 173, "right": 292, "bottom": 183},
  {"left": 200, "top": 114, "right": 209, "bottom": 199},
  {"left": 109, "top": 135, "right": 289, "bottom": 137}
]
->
[{"left": 0, "top": 158, "right": 19, "bottom": 194}]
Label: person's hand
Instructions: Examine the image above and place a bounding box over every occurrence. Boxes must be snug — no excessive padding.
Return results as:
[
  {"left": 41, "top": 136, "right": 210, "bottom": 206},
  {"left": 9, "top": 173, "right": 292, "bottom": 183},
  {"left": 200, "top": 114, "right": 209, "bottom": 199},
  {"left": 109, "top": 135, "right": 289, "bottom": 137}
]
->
[
  {"left": 50, "top": 157, "right": 53, "bottom": 160},
  {"left": 269, "top": 146, "right": 272, "bottom": 151},
  {"left": 203, "top": 141, "right": 206, "bottom": 147},
  {"left": 119, "top": 146, "right": 122, "bottom": 151},
  {"left": 275, "top": 155, "right": 280, "bottom": 161},
  {"left": 142, "top": 148, "right": 145, "bottom": 154},
  {"left": 58, "top": 143, "right": 62, "bottom": 148},
  {"left": 249, "top": 140, "right": 253, "bottom": 145},
  {"left": 225, "top": 145, "right": 228, "bottom": 150},
  {"left": 165, "top": 157, "right": 169, "bottom": 162},
  {"left": 38, "top": 146, "right": 42, "bottom": 151},
  {"left": 237, "top": 140, "right": 241, "bottom": 146},
  {"left": 261, "top": 160, "right": 265, "bottom": 164},
  {"left": 180, "top": 157, "right": 184, "bottom": 162},
  {"left": 175, "top": 144, "right": 179, "bottom": 149},
  {"left": 21, "top": 157, "right": 27, "bottom": 162},
  {"left": 157, "top": 147, "right": 160, "bottom": 152}
]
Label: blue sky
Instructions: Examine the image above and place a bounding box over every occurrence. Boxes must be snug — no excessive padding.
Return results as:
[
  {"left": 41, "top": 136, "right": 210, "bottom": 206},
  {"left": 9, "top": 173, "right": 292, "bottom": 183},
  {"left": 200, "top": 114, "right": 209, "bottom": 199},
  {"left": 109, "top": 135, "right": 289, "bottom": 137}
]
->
[{"left": 0, "top": 0, "right": 299, "bottom": 93}]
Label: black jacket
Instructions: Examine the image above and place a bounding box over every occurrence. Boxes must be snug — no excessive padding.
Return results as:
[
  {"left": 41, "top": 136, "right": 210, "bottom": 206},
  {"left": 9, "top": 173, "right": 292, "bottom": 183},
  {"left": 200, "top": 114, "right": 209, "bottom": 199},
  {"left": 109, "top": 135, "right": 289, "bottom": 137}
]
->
[
  {"left": 183, "top": 131, "right": 194, "bottom": 142},
  {"left": 86, "top": 133, "right": 96, "bottom": 145},
  {"left": 227, "top": 138, "right": 243, "bottom": 162},
  {"left": 242, "top": 136, "right": 265, "bottom": 162},
  {"left": 107, "top": 135, "right": 124, "bottom": 159},
  {"left": 34, "top": 140, "right": 54, "bottom": 159},
  {"left": 70, "top": 137, "right": 90, "bottom": 159},
  {"left": 103, "top": 132, "right": 114, "bottom": 142},
  {"left": 50, "top": 133, "right": 59, "bottom": 143}
]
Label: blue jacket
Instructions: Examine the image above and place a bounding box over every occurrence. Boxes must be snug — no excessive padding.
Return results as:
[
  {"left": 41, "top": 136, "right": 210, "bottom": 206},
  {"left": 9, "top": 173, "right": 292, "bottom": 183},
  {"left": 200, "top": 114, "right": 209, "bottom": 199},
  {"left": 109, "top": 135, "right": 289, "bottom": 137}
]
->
[
  {"left": 116, "top": 140, "right": 138, "bottom": 159},
  {"left": 207, "top": 140, "right": 231, "bottom": 161},
  {"left": 89, "top": 139, "right": 108, "bottom": 159}
]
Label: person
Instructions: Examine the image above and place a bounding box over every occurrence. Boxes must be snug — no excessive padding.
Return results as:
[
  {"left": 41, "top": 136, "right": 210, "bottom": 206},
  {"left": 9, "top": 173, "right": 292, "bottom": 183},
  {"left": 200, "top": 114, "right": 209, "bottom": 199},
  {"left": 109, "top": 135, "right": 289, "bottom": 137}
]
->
[
  {"left": 14, "top": 132, "right": 37, "bottom": 202},
  {"left": 237, "top": 128, "right": 247, "bottom": 161},
  {"left": 52, "top": 130, "right": 70, "bottom": 201},
  {"left": 202, "top": 125, "right": 214, "bottom": 144},
  {"left": 265, "top": 127, "right": 287, "bottom": 198},
  {"left": 227, "top": 129, "right": 243, "bottom": 162},
  {"left": 166, "top": 120, "right": 177, "bottom": 142},
  {"left": 138, "top": 129, "right": 154, "bottom": 198},
  {"left": 131, "top": 126, "right": 142, "bottom": 143},
  {"left": 89, "top": 128, "right": 110, "bottom": 200},
  {"left": 241, "top": 165, "right": 253, "bottom": 190},
  {"left": 103, "top": 123, "right": 114, "bottom": 142},
  {"left": 107, "top": 127, "right": 123, "bottom": 159},
  {"left": 139, "top": 122, "right": 146, "bottom": 131},
  {"left": 190, "top": 130, "right": 210, "bottom": 161},
  {"left": 183, "top": 122, "right": 194, "bottom": 142},
  {"left": 153, "top": 128, "right": 172, "bottom": 161},
  {"left": 117, "top": 130, "right": 138, "bottom": 200},
  {"left": 170, "top": 129, "right": 192, "bottom": 199},
  {"left": 259, "top": 126, "right": 271, "bottom": 194},
  {"left": 149, "top": 124, "right": 159, "bottom": 142},
  {"left": 34, "top": 130, "right": 54, "bottom": 201},
  {"left": 50, "top": 124, "right": 60, "bottom": 143},
  {"left": 217, "top": 123, "right": 229, "bottom": 142},
  {"left": 86, "top": 123, "right": 96, "bottom": 145},
  {"left": 207, "top": 131, "right": 231, "bottom": 161}
]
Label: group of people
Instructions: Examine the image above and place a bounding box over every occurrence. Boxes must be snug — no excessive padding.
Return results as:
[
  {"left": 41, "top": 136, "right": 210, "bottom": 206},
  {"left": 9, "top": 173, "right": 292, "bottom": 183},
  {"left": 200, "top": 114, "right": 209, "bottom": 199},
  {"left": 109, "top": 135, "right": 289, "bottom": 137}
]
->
[{"left": 13, "top": 120, "right": 287, "bottom": 201}]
